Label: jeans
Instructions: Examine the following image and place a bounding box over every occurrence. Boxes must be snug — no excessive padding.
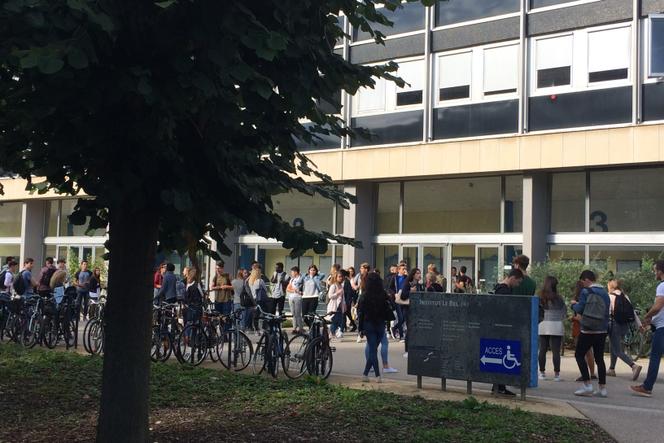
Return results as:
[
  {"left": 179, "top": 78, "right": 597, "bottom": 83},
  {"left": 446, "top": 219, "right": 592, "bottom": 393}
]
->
[
  {"left": 243, "top": 307, "right": 255, "bottom": 331},
  {"left": 643, "top": 327, "right": 664, "bottom": 391},
  {"left": 364, "top": 326, "right": 389, "bottom": 365},
  {"left": 395, "top": 305, "right": 404, "bottom": 336},
  {"left": 216, "top": 301, "right": 233, "bottom": 331},
  {"left": 363, "top": 321, "right": 385, "bottom": 377},
  {"left": 302, "top": 297, "right": 318, "bottom": 326},
  {"left": 575, "top": 332, "right": 607, "bottom": 385},
  {"left": 254, "top": 298, "right": 270, "bottom": 331},
  {"left": 539, "top": 335, "right": 562, "bottom": 373},
  {"left": 77, "top": 291, "right": 90, "bottom": 318},
  {"left": 344, "top": 307, "right": 356, "bottom": 332},
  {"left": 609, "top": 321, "right": 634, "bottom": 369},
  {"left": 273, "top": 297, "right": 285, "bottom": 316},
  {"left": 330, "top": 310, "right": 344, "bottom": 335},
  {"left": 289, "top": 294, "right": 303, "bottom": 330},
  {"left": 402, "top": 306, "right": 410, "bottom": 352}
]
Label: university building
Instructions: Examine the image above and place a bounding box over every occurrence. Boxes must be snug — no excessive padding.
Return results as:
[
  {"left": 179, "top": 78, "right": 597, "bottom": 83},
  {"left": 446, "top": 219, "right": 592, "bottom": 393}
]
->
[{"left": 2, "top": 0, "right": 664, "bottom": 289}]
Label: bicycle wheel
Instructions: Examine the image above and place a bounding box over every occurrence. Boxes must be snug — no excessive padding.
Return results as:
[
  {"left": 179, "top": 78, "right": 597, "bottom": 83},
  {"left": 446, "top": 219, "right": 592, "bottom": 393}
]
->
[
  {"left": 266, "top": 333, "right": 279, "bottom": 378},
  {"left": 305, "top": 337, "right": 333, "bottom": 380},
  {"left": 206, "top": 325, "right": 221, "bottom": 363},
  {"left": 177, "top": 324, "right": 208, "bottom": 366},
  {"left": 151, "top": 324, "right": 171, "bottom": 362},
  {"left": 640, "top": 329, "right": 653, "bottom": 359},
  {"left": 89, "top": 321, "right": 105, "bottom": 355},
  {"left": 252, "top": 333, "right": 268, "bottom": 375},
  {"left": 283, "top": 334, "right": 308, "bottom": 379},
  {"left": 624, "top": 326, "right": 642, "bottom": 362},
  {"left": 22, "top": 317, "right": 40, "bottom": 349},
  {"left": 83, "top": 319, "right": 94, "bottom": 354},
  {"left": 41, "top": 316, "right": 58, "bottom": 349},
  {"left": 218, "top": 330, "right": 253, "bottom": 371}
]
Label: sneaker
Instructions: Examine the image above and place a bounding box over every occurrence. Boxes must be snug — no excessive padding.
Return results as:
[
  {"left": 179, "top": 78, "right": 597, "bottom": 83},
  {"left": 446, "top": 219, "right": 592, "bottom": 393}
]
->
[
  {"left": 335, "top": 330, "right": 343, "bottom": 339},
  {"left": 630, "top": 385, "right": 652, "bottom": 397},
  {"left": 376, "top": 376, "right": 383, "bottom": 383},
  {"left": 593, "top": 387, "right": 608, "bottom": 398},
  {"left": 399, "top": 339, "right": 405, "bottom": 343},
  {"left": 356, "top": 335, "right": 362, "bottom": 343},
  {"left": 383, "top": 367, "right": 399, "bottom": 374},
  {"left": 574, "top": 384, "right": 594, "bottom": 397},
  {"left": 403, "top": 352, "right": 408, "bottom": 359},
  {"left": 494, "top": 387, "right": 516, "bottom": 396},
  {"left": 591, "top": 375, "right": 598, "bottom": 380},
  {"left": 632, "top": 365, "right": 643, "bottom": 381},
  {"left": 607, "top": 369, "right": 616, "bottom": 377},
  {"left": 553, "top": 374, "right": 562, "bottom": 382},
  {"left": 539, "top": 372, "right": 547, "bottom": 380},
  {"left": 362, "top": 375, "right": 369, "bottom": 383}
]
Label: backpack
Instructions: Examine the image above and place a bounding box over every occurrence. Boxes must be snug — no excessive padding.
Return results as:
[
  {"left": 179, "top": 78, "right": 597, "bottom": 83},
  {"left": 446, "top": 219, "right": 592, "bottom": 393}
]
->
[
  {"left": 13, "top": 271, "right": 27, "bottom": 296},
  {"left": 613, "top": 292, "right": 636, "bottom": 324},
  {"left": 580, "top": 288, "right": 608, "bottom": 331},
  {"left": 0, "top": 270, "right": 8, "bottom": 291},
  {"left": 240, "top": 280, "right": 256, "bottom": 308},
  {"left": 39, "top": 267, "right": 56, "bottom": 290}
]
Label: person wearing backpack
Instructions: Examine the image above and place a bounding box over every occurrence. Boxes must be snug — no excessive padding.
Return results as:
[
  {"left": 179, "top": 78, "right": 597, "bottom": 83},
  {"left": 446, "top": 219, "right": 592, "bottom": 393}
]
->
[
  {"left": 14, "top": 258, "right": 36, "bottom": 297},
  {"left": 0, "top": 260, "right": 18, "bottom": 299},
  {"left": 607, "top": 278, "right": 642, "bottom": 380},
  {"left": 571, "top": 270, "right": 610, "bottom": 397},
  {"left": 37, "top": 257, "right": 56, "bottom": 298}
]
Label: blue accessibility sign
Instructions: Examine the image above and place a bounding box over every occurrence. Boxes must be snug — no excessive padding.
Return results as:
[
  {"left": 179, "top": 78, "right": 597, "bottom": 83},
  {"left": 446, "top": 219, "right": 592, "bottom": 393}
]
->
[{"left": 479, "top": 338, "right": 522, "bottom": 375}]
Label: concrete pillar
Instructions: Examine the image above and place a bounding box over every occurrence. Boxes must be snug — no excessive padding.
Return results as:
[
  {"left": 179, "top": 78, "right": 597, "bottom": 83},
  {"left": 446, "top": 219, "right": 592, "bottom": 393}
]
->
[
  {"left": 522, "top": 173, "right": 549, "bottom": 264},
  {"left": 20, "top": 200, "right": 46, "bottom": 265},
  {"left": 341, "top": 183, "right": 375, "bottom": 268}
]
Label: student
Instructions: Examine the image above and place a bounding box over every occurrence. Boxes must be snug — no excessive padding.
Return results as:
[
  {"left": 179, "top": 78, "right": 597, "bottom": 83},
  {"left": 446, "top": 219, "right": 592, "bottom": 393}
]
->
[
  {"left": 455, "top": 266, "right": 473, "bottom": 293},
  {"left": 248, "top": 267, "right": 269, "bottom": 331},
  {"left": 153, "top": 262, "right": 166, "bottom": 299},
  {"left": 287, "top": 266, "right": 304, "bottom": 334},
  {"left": 571, "top": 280, "right": 597, "bottom": 381},
  {"left": 396, "top": 267, "right": 423, "bottom": 359},
  {"left": 270, "top": 262, "right": 288, "bottom": 316},
  {"left": 450, "top": 266, "right": 458, "bottom": 286},
  {"left": 538, "top": 276, "right": 566, "bottom": 382},
  {"left": 511, "top": 255, "right": 537, "bottom": 296},
  {"left": 631, "top": 260, "right": 664, "bottom": 397},
  {"left": 491, "top": 268, "right": 523, "bottom": 396},
  {"left": 606, "top": 278, "right": 642, "bottom": 380},
  {"left": 37, "top": 257, "right": 56, "bottom": 298},
  {"left": 0, "top": 260, "right": 17, "bottom": 299},
  {"left": 425, "top": 272, "right": 444, "bottom": 292},
  {"left": 19, "top": 258, "right": 37, "bottom": 297},
  {"left": 210, "top": 261, "right": 233, "bottom": 323},
  {"left": 358, "top": 272, "right": 394, "bottom": 383},
  {"left": 74, "top": 260, "right": 92, "bottom": 319},
  {"left": 427, "top": 263, "right": 447, "bottom": 292},
  {"left": 184, "top": 268, "right": 204, "bottom": 326},
  {"left": 302, "top": 265, "right": 322, "bottom": 327},
  {"left": 383, "top": 264, "right": 397, "bottom": 292},
  {"left": 389, "top": 262, "right": 408, "bottom": 339},
  {"left": 89, "top": 267, "right": 102, "bottom": 301},
  {"left": 231, "top": 269, "right": 247, "bottom": 328},
  {"left": 347, "top": 263, "right": 369, "bottom": 332},
  {"left": 158, "top": 263, "right": 177, "bottom": 304},
  {"left": 327, "top": 270, "right": 346, "bottom": 339},
  {"left": 1, "top": 256, "right": 15, "bottom": 273},
  {"left": 49, "top": 258, "right": 69, "bottom": 304},
  {"left": 572, "top": 270, "right": 610, "bottom": 398}
]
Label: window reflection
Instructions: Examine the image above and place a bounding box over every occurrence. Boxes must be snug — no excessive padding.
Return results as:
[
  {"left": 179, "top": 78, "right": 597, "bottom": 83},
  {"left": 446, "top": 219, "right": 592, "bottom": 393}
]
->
[{"left": 436, "top": 0, "right": 519, "bottom": 27}]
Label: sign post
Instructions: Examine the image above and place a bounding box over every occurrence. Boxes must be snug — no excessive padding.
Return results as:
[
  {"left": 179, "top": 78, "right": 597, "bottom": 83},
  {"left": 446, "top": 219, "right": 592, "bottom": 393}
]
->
[{"left": 407, "top": 292, "right": 539, "bottom": 400}]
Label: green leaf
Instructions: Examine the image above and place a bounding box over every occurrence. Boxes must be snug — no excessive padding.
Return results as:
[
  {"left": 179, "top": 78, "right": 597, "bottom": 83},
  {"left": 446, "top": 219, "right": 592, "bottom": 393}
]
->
[
  {"left": 253, "top": 81, "right": 273, "bottom": 100},
  {"left": 25, "top": 11, "right": 45, "bottom": 28},
  {"left": 155, "top": 0, "right": 177, "bottom": 8},
  {"left": 137, "top": 77, "right": 152, "bottom": 95},
  {"left": 38, "top": 56, "right": 65, "bottom": 74},
  {"left": 266, "top": 32, "right": 287, "bottom": 51},
  {"left": 67, "top": 47, "right": 88, "bottom": 69},
  {"left": 19, "top": 51, "right": 40, "bottom": 69},
  {"left": 255, "top": 46, "right": 277, "bottom": 61},
  {"left": 3, "top": 0, "right": 23, "bottom": 13}
]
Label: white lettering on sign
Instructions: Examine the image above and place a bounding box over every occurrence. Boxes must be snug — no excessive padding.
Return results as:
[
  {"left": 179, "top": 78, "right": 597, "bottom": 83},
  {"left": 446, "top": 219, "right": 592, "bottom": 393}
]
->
[{"left": 484, "top": 347, "right": 503, "bottom": 356}]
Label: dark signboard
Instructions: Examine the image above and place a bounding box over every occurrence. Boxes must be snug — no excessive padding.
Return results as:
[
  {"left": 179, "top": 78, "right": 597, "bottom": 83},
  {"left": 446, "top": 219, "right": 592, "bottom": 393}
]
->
[{"left": 407, "top": 292, "right": 538, "bottom": 398}]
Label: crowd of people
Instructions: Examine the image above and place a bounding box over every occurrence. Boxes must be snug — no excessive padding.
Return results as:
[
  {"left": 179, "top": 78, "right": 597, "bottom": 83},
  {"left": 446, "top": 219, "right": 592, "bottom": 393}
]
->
[{"left": 4, "top": 251, "right": 664, "bottom": 399}]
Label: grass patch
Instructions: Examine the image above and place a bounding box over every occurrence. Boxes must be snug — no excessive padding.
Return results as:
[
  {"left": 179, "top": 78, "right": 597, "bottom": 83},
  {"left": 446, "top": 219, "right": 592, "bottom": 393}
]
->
[{"left": 0, "top": 344, "right": 614, "bottom": 442}]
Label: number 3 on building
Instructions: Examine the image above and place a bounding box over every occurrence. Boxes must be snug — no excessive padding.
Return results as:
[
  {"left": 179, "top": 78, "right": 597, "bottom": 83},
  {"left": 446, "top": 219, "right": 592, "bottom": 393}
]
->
[{"left": 590, "top": 211, "right": 608, "bottom": 232}]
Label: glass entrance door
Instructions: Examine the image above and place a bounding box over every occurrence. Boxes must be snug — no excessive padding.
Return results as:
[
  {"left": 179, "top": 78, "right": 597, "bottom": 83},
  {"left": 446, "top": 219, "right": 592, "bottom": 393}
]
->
[{"left": 476, "top": 246, "right": 500, "bottom": 293}]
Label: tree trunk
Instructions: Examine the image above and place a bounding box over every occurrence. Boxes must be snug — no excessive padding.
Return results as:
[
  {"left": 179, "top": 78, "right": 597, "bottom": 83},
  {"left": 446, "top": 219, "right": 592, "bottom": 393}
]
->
[{"left": 97, "top": 206, "right": 158, "bottom": 442}]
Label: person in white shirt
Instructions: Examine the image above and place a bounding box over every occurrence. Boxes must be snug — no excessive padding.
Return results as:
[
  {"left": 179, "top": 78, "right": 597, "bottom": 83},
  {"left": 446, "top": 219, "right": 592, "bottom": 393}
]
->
[
  {"left": 287, "top": 267, "right": 304, "bottom": 334},
  {"left": 632, "top": 260, "right": 664, "bottom": 397},
  {"left": 0, "top": 260, "right": 17, "bottom": 297}
]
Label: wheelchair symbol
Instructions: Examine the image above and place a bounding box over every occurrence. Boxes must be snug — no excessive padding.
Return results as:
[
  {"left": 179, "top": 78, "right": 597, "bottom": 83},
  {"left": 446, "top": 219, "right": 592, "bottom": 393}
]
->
[{"left": 502, "top": 345, "right": 521, "bottom": 369}]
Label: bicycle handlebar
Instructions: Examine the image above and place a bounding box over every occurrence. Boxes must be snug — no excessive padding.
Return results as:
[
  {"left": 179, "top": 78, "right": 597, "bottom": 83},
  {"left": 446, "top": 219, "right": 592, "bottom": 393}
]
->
[{"left": 255, "top": 304, "right": 284, "bottom": 322}]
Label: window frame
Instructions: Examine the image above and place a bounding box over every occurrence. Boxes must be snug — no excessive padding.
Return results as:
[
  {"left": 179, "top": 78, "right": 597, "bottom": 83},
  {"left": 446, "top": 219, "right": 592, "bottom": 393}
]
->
[
  {"left": 351, "top": 56, "right": 425, "bottom": 118},
  {"left": 527, "top": 0, "right": 602, "bottom": 14},
  {"left": 585, "top": 24, "right": 631, "bottom": 89},
  {"left": 647, "top": 14, "right": 664, "bottom": 78},
  {"left": 434, "top": 40, "right": 520, "bottom": 109},
  {"left": 531, "top": 32, "right": 575, "bottom": 95},
  {"left": 482, "top": 42, "right": 520, "bottom": 99},
  {"left": 350, "top": 1, "right": 426, "bottom": 45}
]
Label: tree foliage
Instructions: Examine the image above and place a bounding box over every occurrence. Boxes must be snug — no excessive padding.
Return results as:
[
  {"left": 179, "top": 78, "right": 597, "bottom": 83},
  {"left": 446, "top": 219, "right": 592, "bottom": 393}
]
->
[{"left": 0, "top": 0, "right": 432, "bottom": 258}]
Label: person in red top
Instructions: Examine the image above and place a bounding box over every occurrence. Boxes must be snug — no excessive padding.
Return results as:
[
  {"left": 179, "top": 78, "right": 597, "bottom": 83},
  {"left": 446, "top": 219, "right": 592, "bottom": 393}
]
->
[{"left": 153, "top": 263, "right": 166, "bottom": 301}]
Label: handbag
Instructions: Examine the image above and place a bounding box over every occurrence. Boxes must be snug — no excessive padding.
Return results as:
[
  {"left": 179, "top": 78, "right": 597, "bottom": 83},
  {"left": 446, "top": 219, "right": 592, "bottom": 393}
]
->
[
  {"left": 240, "top": 284, "right": 256, "bottom": 308},
  {"left": 384, "top": 300, "right": 396, "bottom": 322}
]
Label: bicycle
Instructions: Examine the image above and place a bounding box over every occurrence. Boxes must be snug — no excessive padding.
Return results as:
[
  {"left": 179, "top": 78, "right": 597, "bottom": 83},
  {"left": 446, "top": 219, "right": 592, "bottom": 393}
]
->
[
  {"left": 21, "top": 295, "right": 45, "bottom": 348},
  {"left": 201, "top": 304, "right": 223, "bottom": 363},
  {"left": 217, "top": 308, "right": 253, "bottom": 371},
  {"left": 176, "top": 303, "right": 208, "bottom": 366},
  {"left": 151, "top": 301, "right": 182, "bottom": 362},
  {"left": 83, "top": 296, "right": 106, "bottom": 355},
  {"left": 285, "top": 312, "right": 335, "bottom": 380},
  {"left": 41, "top": 289, "right": 78, "bottom": 350},
  {"left": 252, "top": 305, "right": 289, "bottom": 378}
]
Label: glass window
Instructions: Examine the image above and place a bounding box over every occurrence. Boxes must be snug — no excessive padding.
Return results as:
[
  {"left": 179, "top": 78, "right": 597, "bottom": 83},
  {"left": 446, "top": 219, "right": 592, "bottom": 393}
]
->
[
  {"left": 548, "top": 245, "right": 585, "bottom": 262},
  {"left": 0, "top": 244, "right": 20, "bottom": 265},
  {"left": 355, "top": 78, "right": 386, "bottom": 114},
  {"left": 44, "top": 245, "right": 57, "bottom": 261},
  {"left": 403, "top": 177, "right": 501, "bottom": 233},
  {"left": 402, "top": 246, "right": 419, "bottom": 270},
  {"left": 649, "top": 15, "right": 664, "bottom": 77},
  {"left": 335, "top": 203, "right": 345, "bottom": 235},
  {"left": 451, "top": 245, "right": 475, "bottom": 282},
  {"left": 535, "top": 35, "right": 573, "bottom": 89},
  {"left": 376, "top": 182, "right": 400, "bottom": 234},
  {"left": 238, "top": 245, "right": 255, "bottom": 272},
  {"left": 423, "top": 246, "right": 446, "bottom": 281},
  {"left": 396, "top": 60, "right": 424, "bottom": 107},
  {"left": 45, "top": 201, "right": 59, "bottom": 237},
  {"left": 0, "top": 201, "right": 22, "bottom": 237},
  {"left": 590, "top": 168, "right": 664, "bottom": 232},
  {"left": 59, "top": 199, "right": 106, "bottom": 237},
  {"left": 436, "top": 0, "right": 519, "bottom": 27},
  {"left": 375, "top": 245, "right": 399, "bottom": 277},
  {"left": 505, "top": 176, "right": 523, "bottom": 232},
  {"left": 438, "top": 52, "right": 472, "bottom": 101},
  {"left": 273, "top": 192, "right": 334, "bottom": 233},
  {"left": 484, "top": 44, "right": 519, "bottom": 96},
  {"left": 353, "top": 2, "right": 425, "bottom": 41},
  {"left": 588, "top": 26, "right": 630, "bottom": 83},
  {"left": 590, "top": 246, "right": 664, "bottom": 274},
  {"left": 531, "top": 0, "right": 579, "bottom": 8},
  {"left": 550, "top": 172, "right": 585, "bottom": 232}
]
